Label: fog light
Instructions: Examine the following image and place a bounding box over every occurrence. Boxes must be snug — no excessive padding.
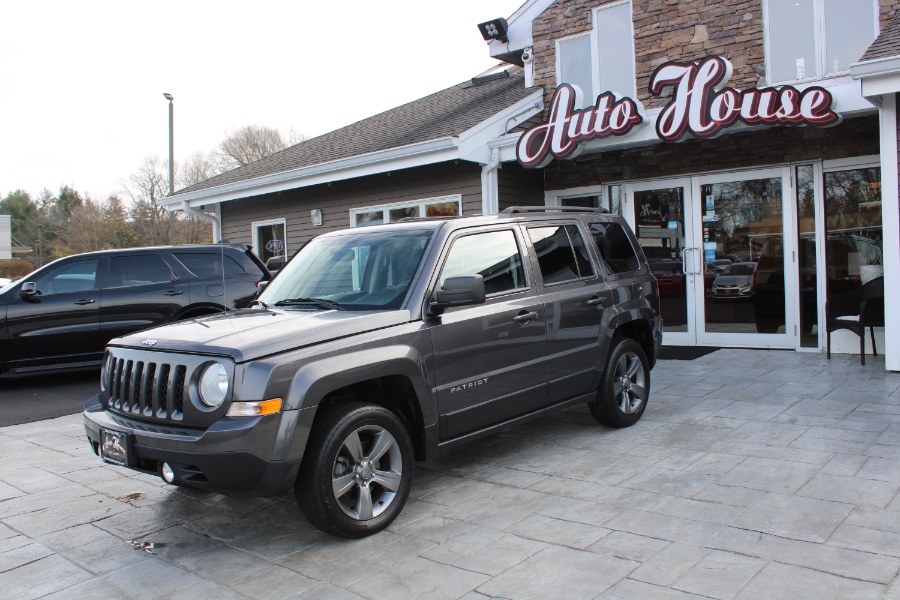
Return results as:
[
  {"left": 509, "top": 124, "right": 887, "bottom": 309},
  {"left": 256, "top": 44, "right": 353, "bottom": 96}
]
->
[
  {"left": 161, "top": 462, "right": 175, "bottom": 484},
  {"left": 226, "top": 398, "right": 283, "bottom": 417}
]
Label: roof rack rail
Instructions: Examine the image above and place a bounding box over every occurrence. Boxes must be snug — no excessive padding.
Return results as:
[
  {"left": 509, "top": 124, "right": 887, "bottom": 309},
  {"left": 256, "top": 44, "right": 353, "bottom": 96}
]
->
[
  {"left": 500, "top": 206, "right": 609, "bottom": 215},
  {"left": 396, "top": 215, "right": 463, "bottom": 223}
]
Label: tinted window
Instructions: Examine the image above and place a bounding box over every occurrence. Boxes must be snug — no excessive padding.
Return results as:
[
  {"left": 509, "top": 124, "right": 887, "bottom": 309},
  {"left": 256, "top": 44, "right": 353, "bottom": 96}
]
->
[
  {"left": 34, "top": 259, "right": 100, "bottom": 295},
  {"left": 439, "top": 230, "right": 526, "bottom": 296},
  {"left": 175, "top": 253, "right": 245, "bottom": 277},
  {"left": 590, "top": 222, "right": 641, "bottom": 274},
  {"left": 107, "top": 254, "right": 172, "bottom": 288},
  {"left": 528, "top": 225, "right": 593, "bottom": 284}
]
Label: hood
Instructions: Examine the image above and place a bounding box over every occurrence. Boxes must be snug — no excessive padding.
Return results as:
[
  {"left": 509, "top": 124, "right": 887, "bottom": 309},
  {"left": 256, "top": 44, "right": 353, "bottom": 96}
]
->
[{"left": 111, "top": 308, "right": 412, "bottom": 362}]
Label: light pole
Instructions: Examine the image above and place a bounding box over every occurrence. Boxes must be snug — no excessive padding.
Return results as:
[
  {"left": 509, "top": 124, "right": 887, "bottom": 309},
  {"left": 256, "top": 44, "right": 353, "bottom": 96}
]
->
[{"left": 163, "top": 92, "right": 175, "bottom": 243}]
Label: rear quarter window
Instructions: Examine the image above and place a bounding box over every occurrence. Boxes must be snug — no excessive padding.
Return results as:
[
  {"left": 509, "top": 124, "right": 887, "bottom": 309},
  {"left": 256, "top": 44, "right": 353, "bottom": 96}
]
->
[
  {"left": 590, "top": 222, "right": 641, "bottom": 275},
  {"left": 174, "top": 253, "right": 246, "bottom": 277}
]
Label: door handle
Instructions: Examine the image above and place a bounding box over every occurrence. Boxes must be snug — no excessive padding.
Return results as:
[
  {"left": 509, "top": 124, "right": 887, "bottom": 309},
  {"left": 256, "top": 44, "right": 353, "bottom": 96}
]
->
[
  {"left": 586, "top": 296, "right": 605, "bottom": 306},
  {"left": 74, "top": 299, "right": 95, "bottom": 305},
  {"left": 512, "top": 311, "right": 539, "bottom": 323},
  {"left": 163, "top": 290, "right": 184, "bottom": 296}
]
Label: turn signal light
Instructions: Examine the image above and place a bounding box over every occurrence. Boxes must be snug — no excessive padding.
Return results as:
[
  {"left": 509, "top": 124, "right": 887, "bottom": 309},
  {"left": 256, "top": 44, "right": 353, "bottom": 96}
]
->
[{"left": 226, "top": 398, "right": 283, "bottom": 417}]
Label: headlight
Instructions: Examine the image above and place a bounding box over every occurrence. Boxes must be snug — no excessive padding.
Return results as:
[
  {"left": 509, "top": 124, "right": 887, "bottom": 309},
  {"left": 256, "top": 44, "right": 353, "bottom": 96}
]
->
[{"left": 198, "top": 362, "right": 229, "bottom": 408}]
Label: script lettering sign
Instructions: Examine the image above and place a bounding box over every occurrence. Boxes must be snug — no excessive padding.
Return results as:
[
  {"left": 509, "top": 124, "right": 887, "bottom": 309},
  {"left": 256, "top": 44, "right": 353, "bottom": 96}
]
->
[{"left": 515, "top": 55, "right": 840, "bottom": 167}]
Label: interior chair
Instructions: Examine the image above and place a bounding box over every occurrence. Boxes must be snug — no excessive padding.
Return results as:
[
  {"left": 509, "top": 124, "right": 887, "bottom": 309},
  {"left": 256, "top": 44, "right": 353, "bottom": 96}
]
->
[{"left": 826, "top": 276, "right": 885, "bottom": 365}]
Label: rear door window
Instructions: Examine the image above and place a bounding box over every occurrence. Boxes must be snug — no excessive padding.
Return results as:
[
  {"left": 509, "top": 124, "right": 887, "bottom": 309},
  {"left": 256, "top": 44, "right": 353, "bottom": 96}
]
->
[
  {"left": 527, "top": 224, "right": 595, "bottom": 285},
  {"left": 107, "top": 254, "right": 173, "bottom": 288},
  {"left": 590, "top": 222, "right": 641, "bottom": 275}
]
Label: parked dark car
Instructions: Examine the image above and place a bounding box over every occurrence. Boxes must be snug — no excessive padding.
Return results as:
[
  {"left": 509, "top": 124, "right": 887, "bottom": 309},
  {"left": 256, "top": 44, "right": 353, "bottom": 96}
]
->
[
  {"left": 0, "top": 244, "right": 269, "bottom": 375},
  {"left": 84, "top": 208, "right": 662, "bottom": 538}
]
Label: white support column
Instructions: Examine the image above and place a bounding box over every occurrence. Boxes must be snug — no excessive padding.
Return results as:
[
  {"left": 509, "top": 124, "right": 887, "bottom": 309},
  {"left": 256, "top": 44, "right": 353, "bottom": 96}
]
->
[
  {"left": 481, "top": 148, "right": 501, "bottom": 215},
  {"left": 879, "top": 94, "right": 900, "bottom": 371}
]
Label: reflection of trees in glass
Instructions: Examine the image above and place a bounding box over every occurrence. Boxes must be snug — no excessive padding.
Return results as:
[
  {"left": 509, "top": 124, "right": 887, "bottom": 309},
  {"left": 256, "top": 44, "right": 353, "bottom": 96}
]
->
[
  {"left": 705, "top": 178, "right": 782, "bottom": 261},
  {"left": 825, "top": 168, "right": 882, "bottom": 238}
]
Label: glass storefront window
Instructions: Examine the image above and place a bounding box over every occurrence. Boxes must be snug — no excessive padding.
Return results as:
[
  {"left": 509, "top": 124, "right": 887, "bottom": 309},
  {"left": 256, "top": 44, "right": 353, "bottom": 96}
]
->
[
  {"left": 796, "top": 165, "right": 818, "bottom": 347},
  {"left": 352, "top": 196, "right": 461, "bottom": 226},
  {"left": 254, "top": 220, "right": 287, "bottom": 265},
  {"left": 824, "top": 166, "right": 883, "bottom": 299}
]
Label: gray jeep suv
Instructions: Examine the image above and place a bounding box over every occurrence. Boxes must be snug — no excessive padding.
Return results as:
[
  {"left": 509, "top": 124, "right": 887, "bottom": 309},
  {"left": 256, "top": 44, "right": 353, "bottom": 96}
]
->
[{"left": 84, "top": 208, "right": 662, "bottom": 537}]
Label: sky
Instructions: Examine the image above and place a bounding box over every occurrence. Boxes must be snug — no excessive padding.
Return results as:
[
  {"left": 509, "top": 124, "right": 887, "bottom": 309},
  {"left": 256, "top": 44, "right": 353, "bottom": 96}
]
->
[{"left": 0, "top": 0, "right": 524, "bottom": 201}]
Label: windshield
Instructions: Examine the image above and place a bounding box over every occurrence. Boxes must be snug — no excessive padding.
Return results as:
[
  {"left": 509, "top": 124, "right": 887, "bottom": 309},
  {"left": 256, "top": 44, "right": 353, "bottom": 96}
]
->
[
  {"left": 259, "top": 229, "right": 433, "bottom": 311},
  {"left": 722, "top": 264, "right": 755, "bottom": 276}
]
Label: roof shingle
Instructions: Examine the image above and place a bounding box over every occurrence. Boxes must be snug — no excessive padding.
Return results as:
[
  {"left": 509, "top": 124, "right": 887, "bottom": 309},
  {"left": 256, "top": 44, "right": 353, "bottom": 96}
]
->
[{"left": 178, "top": 69, "right": 534, "bottom": 195}]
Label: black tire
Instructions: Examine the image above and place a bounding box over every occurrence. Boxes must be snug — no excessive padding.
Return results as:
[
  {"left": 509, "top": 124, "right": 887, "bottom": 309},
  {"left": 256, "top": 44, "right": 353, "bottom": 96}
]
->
[
  {"left": 589, "top": 337, "right": 650, "bottom": 428},
  {"left": 295, "top": 402, "right": 413, "bottom": 538}
]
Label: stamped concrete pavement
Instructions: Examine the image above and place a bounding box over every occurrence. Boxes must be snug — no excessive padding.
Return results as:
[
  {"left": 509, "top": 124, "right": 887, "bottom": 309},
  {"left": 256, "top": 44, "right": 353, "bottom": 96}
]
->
[{"left": 1, "top": 349, "right": 899, "bottom": 599}]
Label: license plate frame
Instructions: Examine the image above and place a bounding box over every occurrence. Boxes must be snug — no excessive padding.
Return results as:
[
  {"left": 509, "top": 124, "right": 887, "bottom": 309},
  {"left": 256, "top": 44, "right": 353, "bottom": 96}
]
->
[{"left": 100, "top": 428, "right": 130, "bottom": 467}]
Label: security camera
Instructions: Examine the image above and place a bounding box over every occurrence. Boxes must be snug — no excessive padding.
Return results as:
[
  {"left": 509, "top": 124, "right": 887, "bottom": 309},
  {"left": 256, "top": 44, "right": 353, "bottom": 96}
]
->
[{"left": 522, "top": 47, "right": 533, "bottom": 63}]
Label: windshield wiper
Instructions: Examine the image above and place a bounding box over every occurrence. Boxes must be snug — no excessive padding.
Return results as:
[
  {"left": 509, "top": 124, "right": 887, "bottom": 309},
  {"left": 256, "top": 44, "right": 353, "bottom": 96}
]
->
[
  {"left": 273, "top": 297, "right": 344, "bottom": 311},
  {"left": 249, "top": 299, "right": 270, "bottom": 309}
]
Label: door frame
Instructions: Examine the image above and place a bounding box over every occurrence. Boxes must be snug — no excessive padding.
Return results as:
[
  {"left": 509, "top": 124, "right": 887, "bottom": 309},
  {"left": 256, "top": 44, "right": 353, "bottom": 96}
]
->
[{"left": 623, "top": 177, "right": 697, "bottom": 346}]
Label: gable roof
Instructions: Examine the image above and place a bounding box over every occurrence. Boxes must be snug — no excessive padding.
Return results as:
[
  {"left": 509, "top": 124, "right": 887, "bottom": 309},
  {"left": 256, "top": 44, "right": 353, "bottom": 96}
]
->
[
  {"left": 174, "top": 69, "right": 534, "bottom": 199},
  {"left": 860, "top": 11, "right": 900, "bottom": 62}
]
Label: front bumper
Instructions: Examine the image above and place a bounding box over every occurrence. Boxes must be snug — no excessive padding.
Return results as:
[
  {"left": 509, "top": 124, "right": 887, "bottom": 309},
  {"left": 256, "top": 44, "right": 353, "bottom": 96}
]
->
[{"left": 83, "top": 394, "right": 301, "bottom": 497}]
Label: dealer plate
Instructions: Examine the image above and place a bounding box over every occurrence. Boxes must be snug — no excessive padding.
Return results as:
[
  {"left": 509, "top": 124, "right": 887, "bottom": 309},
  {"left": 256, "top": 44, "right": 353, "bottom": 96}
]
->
[{"left": 100, "top": 428, "right": 130, "bottom": 467}]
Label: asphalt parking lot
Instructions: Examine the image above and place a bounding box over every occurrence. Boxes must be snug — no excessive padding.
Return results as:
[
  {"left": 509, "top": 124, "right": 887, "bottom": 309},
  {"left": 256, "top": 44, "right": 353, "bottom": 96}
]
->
[
  {"left": 0, "top": 370, "right": 100, "bottom": 427},
  {"left": 1, "top": 349, "right": 899, "bottom": 599}
]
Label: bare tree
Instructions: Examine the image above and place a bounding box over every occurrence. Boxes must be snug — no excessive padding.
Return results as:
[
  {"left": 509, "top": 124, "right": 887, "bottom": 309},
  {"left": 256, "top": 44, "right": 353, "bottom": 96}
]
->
[
  {"left": 124, "top": 156, "right": 171, "bottom": 246},
  {"left": 217, "top": 125, "right": 306, "bottom": 170},
  {"left": 179, "top": 151, "right": 219, "bottom": 188}
]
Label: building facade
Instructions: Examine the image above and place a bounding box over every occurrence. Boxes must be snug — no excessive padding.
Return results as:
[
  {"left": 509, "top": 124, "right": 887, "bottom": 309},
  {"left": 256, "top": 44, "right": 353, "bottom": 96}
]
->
[
  {"left": 482, "top": 0, "right": 897, "bottom": 368},
  {"left": 162, "top": 0, "right": 899, "bottom": 370}
]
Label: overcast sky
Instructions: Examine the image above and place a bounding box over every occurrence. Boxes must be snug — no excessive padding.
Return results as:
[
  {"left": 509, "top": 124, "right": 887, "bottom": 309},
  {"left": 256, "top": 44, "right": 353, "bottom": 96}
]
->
[{"left": 1, "top": 1, "right": 524, "bottom": 201}]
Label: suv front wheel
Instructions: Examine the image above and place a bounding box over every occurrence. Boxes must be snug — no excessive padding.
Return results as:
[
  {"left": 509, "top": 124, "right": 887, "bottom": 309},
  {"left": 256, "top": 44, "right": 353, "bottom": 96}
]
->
[
  {"left": 589, "top": 337, "right": 650, "bottom": 428},
  {"left": 295, "top": 402, "right": 413, "bottom": 538}
]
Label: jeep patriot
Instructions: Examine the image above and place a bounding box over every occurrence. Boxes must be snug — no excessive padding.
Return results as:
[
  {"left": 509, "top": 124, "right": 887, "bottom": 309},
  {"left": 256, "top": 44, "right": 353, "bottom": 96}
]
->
[{"left": 84, "top": 208, "right": 662, "bottom": 537}]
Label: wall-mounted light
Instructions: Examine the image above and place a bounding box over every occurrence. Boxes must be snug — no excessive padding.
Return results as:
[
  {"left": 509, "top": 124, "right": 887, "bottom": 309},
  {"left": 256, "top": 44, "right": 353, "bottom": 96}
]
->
[
  {"left": 311, "top": 209, "right": 323, "bottom": 227},
  {"left": 477, "top": 18, "right": 509, "bottom": 43}
]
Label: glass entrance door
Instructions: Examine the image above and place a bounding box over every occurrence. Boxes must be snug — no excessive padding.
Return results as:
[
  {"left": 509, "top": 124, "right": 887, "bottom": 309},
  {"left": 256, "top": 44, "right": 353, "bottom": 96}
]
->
[
  {"left": 626, "top": 179, "right": 699, "bottom": 345},
  {"left": 693, "top": 168, "right": 795, "bottom": 347},
  {"left": 626, "top": 169, "right": 796, "bottom": 348}
]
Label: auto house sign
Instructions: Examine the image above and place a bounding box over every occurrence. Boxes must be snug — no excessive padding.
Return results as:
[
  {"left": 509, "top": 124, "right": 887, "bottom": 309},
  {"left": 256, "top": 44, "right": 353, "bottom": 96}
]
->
[{"left": 516, "top": 55, "right": 841, "bottom": 168}]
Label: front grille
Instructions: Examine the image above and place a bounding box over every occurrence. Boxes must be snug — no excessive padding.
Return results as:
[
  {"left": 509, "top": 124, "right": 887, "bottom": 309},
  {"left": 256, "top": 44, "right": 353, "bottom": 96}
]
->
[
  {"left": 103, "top": 347, "right": 234, "bottom": 428},
  {"left": 107, "top": 356, "right": 187, "bottom": 421}
]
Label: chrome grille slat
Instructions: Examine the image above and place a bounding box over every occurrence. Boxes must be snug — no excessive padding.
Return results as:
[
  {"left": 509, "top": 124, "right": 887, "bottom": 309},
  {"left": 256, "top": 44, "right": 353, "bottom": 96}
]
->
[{"left": 104, "top": 352, "right": 193, "bottom": 425}]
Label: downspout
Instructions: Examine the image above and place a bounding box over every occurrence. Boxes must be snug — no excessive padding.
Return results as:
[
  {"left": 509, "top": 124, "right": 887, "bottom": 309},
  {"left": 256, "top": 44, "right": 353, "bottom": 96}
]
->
[
  {"left": 180, "top": 201, "right": 222, "bottom": 242},
  {"left": 481, "top": 147, "right": 501, "bottom": 215}
]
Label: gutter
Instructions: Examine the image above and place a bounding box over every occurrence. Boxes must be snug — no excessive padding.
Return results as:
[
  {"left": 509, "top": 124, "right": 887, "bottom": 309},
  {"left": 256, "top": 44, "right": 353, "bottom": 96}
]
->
[
  {"left": 180, "top": 201, "right": 222, "bottom": 242},
  {"left": 160, "top": 137, "right": 459, "bottom": 209}
]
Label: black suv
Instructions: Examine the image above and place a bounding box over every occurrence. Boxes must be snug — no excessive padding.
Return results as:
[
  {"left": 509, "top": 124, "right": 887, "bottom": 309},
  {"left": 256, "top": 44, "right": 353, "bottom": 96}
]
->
[
  {"left": 84, "top": 209, "right": 662, "bottom": 537},
  {"left": 0, "top": 244, "right": 269, "bottom": 375}
]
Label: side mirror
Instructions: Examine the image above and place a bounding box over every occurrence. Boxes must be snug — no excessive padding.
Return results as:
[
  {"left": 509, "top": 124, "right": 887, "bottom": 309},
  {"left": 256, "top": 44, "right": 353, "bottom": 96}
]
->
[
  {"left": 19, "top": 281, "right": 38, "bottom": 299},
  {"left": 429, "top": 275, "right": 485, "bottom": 316},
  {"left": 256, "top": 280, "right": 269, "bottom": 293}
]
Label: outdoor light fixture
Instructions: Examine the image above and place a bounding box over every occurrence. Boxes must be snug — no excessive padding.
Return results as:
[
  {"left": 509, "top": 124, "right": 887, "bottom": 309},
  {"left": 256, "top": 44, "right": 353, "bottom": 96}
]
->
[
  {"left": 163, "top": 92, "right": 173, "bottom": 101},
  {"left": 477, "top": 18, "right": 509, "bottom": 43}
]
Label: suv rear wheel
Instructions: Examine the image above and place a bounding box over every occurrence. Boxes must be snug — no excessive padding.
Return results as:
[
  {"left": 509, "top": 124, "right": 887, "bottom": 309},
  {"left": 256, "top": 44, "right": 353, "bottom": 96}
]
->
[
  {"left": 295, "top": 402, "right": 413, "bottom": 538},
  {"left": 589, "top": 337, "right": 649, "bottom": 428}
]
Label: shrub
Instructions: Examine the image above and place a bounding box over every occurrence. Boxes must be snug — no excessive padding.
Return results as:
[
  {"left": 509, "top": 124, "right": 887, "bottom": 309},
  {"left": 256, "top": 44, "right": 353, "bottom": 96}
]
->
[{"left": 0, "top": 259, "right": 34, "bottom": 279}]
